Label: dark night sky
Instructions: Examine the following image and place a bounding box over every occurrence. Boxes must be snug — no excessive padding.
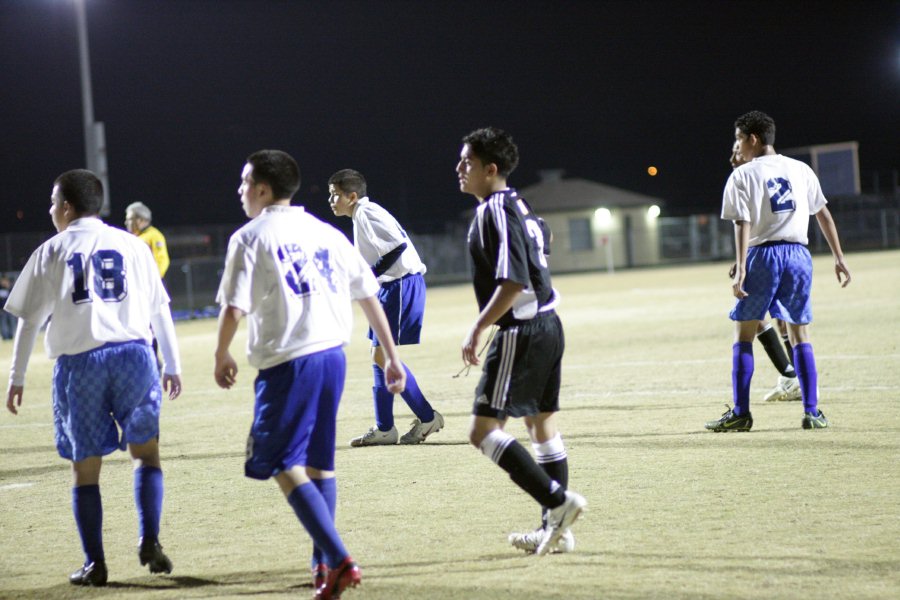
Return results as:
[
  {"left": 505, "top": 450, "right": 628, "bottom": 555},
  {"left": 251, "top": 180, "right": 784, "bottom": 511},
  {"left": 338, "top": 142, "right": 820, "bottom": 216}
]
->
[{"left": 1, "top": 0, "right": 898, "bottom": 236}]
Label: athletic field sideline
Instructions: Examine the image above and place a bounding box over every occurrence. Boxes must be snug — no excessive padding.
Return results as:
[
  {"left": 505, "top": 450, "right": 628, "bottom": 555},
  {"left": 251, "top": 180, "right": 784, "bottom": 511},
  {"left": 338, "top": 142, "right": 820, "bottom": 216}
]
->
[{"left": 2, "top": 250, "right": 898, "bottom": 599}]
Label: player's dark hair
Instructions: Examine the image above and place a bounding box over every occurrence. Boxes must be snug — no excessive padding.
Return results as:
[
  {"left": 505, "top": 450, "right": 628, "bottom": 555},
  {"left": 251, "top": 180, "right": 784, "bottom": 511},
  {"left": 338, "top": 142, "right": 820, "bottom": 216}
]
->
[
  {"left": 246, "top": 149, "right": 301, "bottom": 200},
  {"left": 735, "top": 111, "right": 776, "bottom": 146},
  {"left": 328, "top": 169, "right": 367, "bottom": 197},
  {"left": 462, "top": 127, "right": 519, "bottom": 178},
  {"left": 53, "top": 169, "right": 103, "bottom": 215}
]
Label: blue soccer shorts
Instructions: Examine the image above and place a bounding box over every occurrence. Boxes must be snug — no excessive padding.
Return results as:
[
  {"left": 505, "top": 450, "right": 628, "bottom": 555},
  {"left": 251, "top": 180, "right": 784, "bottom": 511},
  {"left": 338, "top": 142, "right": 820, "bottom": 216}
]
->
[
  {"left": 368, "top": 272, "right": 425, "bottom": 347},
  {"left": 245, "top": 346, "right": 346, "bottom": 480},
  {"left": 52, "top": 340, "right": 161, "bottom": 462},
  {"left": 730, "top": 242, "right": 813, "bottom": 324}
]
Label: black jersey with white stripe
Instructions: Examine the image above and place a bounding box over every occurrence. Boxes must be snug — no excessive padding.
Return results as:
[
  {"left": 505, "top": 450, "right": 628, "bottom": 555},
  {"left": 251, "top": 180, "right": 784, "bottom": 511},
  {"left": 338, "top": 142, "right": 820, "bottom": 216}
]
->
[{"left": 467, "top": 188, "right": 555, "bottom": 328}]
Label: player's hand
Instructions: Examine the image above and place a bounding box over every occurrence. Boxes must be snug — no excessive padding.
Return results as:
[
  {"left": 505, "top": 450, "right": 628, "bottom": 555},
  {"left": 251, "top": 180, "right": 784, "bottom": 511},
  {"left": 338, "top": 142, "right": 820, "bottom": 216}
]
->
[
  {"left": 462, "top": 323, "right": 483, "bottom": 366},
  {"left": 731, "top": 267, "right": 748, "bottom": 299},
  {"left": 382, "top": 359, "right": 407, "bottom": 395},
  {"left": 728, "top": 263, "right": 737, "bottom": 279},
  {"left": 6, "top": 384, "right": 23, "bottom": 415},
  {"left": 162, "top": 374, "right": 182, "bottom": 400},
  {"left": 835, "top": 260, "right": 851, "bottom": 288},
  {"left": 214, "top": 352, "right": 238, "bottom": 389}
]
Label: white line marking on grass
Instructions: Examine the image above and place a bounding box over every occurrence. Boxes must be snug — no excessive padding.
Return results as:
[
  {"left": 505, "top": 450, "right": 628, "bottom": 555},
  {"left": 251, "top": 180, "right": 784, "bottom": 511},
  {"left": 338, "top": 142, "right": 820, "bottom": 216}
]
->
[
  {"left": 0, "top": 483, "right": 35, "bottom": 491},
  {"left": 0, "top": 422, "right": 49, "bottom": 429}
]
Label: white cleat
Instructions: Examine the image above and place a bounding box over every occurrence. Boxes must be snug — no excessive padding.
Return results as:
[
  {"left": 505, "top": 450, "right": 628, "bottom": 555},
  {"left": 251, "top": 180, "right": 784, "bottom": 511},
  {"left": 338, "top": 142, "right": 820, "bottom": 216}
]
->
[
  {"left": 537, "top": 491, "right": 586, "bottom": 556},
  {"left": 763, "top": 375, "right": 802, "bottom": 402},
  {"left": 399, "top": 411, "right": 444, "bottom": 444},
  {"left": 509, "top": 527, "right": 575, "bottom": 554},
  {"left": 349, "top": 425, "right": 398, "bottom": 447}
]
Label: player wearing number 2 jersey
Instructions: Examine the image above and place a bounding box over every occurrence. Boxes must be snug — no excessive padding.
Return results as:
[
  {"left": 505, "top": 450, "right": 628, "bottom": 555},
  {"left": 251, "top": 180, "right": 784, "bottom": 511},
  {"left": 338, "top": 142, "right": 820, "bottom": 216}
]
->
[
  {"left": 5, "top": 169, "right": 183, "bottom": 587},
  {"left": 214, "top": 150, "right": 406, "bottom": 600},
  {"left": 457, "top": 127, "right": 586, "bottom": 557},
  {"left": 706, "top": 111, "right": 851, "bottom": 433}
]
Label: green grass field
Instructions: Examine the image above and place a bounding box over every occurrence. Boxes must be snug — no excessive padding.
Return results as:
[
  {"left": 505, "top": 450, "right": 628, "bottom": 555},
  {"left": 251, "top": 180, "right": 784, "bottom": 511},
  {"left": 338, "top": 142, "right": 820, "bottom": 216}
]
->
[{"left": 2, "top": 250, "right": 899, "bottom": 600}]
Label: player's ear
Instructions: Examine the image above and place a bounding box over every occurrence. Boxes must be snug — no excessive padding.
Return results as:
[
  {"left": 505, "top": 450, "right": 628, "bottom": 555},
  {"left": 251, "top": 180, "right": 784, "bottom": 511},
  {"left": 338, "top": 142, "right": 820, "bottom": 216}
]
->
[
  {"left": 486, "top": 162, "right": 499, "bottom": 178},
  {"left": 347, "top": 192, "right": 359, "bottom": 204}
]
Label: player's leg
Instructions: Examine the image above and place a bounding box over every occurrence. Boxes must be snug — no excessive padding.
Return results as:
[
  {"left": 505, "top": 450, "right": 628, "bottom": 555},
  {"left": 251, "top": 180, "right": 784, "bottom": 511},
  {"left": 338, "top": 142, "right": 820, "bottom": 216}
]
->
[
  {"left": 778, "top": 244, "right": 827, "bottom": 428},
  {"left": 128, "top": 438, "right": 172, "bottom": 574},
  {"left": 758, "top": 317, "right": 801, "bottom": 402},
  {"left": 54, "top": 350, "right": 120, "bottom": 586},
  {"left": 70, "top": 457, "right": 108, "bottom": 586},
  {"left": 107, "top": 341, "right": 171, "bottom": 573},
  {"left": 392, "top": 275, "right": 442, "bottom": 443}
]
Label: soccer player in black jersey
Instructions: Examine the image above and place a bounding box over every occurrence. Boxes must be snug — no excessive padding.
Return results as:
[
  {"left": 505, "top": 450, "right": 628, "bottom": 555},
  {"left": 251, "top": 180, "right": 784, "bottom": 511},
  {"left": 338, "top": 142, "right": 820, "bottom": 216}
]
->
[{"left": 456, "top": 127, "right": 586, "bottom": 555}]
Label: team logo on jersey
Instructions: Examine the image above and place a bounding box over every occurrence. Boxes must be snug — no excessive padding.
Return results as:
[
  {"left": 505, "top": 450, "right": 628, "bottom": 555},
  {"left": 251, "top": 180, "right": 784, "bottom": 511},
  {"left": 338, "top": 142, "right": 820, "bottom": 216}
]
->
[
  {"left": 766, "top": 177, "right": 796, "bottom": 213},
  {"left": 277, "top": 245, "right": 336, "bottom": 296}
]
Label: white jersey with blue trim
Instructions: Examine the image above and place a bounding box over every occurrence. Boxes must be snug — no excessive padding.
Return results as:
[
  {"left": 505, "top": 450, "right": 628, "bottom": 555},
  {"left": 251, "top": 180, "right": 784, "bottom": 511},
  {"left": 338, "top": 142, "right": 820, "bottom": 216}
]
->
[
  {"left": 351, "top": 196, "right": 426, "bottom": 283},
  {"left": 217, "top": 204, "right": 380, "bottom": 370},
  {"left": 5, "top": 217, "right": 169, "bottom": 359},
  {"left": 721, "top": 154, "right": 827, "bottom": 246}
]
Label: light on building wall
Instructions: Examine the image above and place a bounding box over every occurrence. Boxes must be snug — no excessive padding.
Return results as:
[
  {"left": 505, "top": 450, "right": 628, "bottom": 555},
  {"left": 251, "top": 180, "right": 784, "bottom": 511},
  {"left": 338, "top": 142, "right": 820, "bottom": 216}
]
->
[
  {"left": 593, "top": 207, "right": 612, "bottom": 229},
  {"left": 647, "top": 205, "right": 661, "bottom": 219}
]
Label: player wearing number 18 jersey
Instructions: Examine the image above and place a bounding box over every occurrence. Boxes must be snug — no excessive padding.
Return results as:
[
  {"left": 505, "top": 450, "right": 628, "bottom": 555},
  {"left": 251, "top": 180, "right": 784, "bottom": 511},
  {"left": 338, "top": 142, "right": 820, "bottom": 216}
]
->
[
  {"left": 457, "top": 127, "right": 586, "bottom": 557},
  {"left": 5, "top": 169, "right": 183, "bottom": 586},
  {"left": 214, "top": 150, "right": 406, "bottom": 600}
]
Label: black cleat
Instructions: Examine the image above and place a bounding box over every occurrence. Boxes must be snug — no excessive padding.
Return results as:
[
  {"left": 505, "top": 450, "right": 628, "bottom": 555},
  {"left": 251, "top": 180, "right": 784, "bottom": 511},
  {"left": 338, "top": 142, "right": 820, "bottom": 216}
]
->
[
  {"left": 138, "top": 537, "right": 173, "bottom": 574},
  {"left": 802, "top": 409, "right": 829, "bottom": 429},
  {"left": 69, "top": 561, "right": 108, "bottom": 586},
  {"left": 705, "top": 406, "right": 753, "bottom": 432}
]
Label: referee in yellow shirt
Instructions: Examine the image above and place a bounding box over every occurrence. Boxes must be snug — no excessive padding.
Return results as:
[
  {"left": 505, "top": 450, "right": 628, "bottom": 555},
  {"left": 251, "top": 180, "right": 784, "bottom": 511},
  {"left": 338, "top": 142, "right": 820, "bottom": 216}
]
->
[{"left": 125, "top": 202, "right": 169, "bottom": 278}]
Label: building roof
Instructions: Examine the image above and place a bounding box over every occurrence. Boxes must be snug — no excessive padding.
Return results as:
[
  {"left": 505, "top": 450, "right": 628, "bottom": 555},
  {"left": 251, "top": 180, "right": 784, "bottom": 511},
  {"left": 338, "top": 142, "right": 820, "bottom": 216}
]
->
[{"left": 518, "top": 177, "right": 665, "bottom": 214}]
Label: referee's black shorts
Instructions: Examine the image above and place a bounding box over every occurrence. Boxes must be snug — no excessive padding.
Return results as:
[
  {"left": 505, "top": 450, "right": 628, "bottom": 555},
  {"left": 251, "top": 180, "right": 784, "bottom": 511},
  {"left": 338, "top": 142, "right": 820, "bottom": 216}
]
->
[{"left": 472, "top": 311, "right": 564, "bottom": 420}]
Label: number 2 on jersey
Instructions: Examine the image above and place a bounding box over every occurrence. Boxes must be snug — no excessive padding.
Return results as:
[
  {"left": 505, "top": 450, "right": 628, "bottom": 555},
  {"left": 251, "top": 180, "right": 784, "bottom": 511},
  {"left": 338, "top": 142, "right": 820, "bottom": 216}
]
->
[{"left": 67, "top": 250, "right": 127, "bottom": 304}]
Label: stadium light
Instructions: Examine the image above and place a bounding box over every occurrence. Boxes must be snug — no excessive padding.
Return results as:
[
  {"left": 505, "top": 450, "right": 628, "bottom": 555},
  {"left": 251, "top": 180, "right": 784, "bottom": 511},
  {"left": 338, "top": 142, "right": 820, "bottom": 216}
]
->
[{"left": 647, "top": 205, "right": 661, "bottom": 219}]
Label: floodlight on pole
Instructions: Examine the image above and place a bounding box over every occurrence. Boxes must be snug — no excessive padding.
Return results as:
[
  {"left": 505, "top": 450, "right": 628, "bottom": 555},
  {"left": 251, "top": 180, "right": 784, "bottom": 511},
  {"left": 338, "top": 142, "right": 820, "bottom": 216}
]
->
[{"left": 74, "top": 0, "right": 110, "bottom": 216}]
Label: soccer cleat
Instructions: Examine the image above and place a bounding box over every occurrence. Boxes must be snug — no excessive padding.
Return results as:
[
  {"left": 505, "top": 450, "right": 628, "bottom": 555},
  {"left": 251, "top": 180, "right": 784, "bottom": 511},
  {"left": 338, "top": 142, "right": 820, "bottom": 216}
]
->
[
  {"left": 69, "top": 561, "right": 108, "bottom": 586},
  {"left": 508, "top": 527, "right": 575, "bottom": 554},
  {"left": 763, "top": 375, "right": 802, "bottom": 402},
  {"left": 705, "top": 406, "right": 753, "bottom": 432},
  {"left": 312, "top": 563, "right": 328, "bottom": 590},
  {"left": 138, "top": 537, "right": 173, "bottom": 574},
  {"left": 349, "top": 425, "right": 398, "bottom": 447},
  {"left": 399, "top": 411, "right": 445, "bottom": 444},
  {"left": 537, "top": 491, "right": 586, "bottom": 556},
  {"left": 802, "top": 410, "right": 829, "bottom": 429},
  {"left": 315, "top": 557, "right": 361, "bottom": 599}
]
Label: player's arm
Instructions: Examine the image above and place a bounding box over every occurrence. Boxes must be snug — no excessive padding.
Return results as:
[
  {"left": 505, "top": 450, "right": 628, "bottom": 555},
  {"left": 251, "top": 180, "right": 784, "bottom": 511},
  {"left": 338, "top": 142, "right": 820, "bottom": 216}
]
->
[
  {"left": 214, "top": 305, "right": 245, "bottom": 389},
  {"left": 149, "top": 304, "right": 182, "bottom": 399},
  {"left": 154, "top": 239, "right": 170, "bottom": 278},
  {"left": 6, "top": 318, "right": 40, "bottom": 415},
  {"left": 357, "top": 295, "right": 406, "bottom": 394},
  {"left": 371, "top": 242, "right": 407, "bottom": 277},
  {"left": 814, "top": 206, "right": 851, "bottom": 287},
  {"left": 462, "top": 280, "right": 525, "bottom": 366},
  {"left": 732, "top": 220, "right": 751, "bottom": 299}
]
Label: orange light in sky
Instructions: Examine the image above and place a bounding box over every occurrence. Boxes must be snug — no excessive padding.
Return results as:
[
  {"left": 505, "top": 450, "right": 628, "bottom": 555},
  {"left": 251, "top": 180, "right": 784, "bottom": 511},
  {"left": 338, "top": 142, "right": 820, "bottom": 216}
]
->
[{"left": 647, "top": 166, "right": 658, "bottom": 176}]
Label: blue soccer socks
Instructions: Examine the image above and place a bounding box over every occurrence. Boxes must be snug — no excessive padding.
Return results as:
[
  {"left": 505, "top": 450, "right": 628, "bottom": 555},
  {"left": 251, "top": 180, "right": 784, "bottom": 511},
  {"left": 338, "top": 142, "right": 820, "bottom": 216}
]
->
[
  {"left": 134, "top": 466, "right": 163, "bottom": 541},
  {"left": 73, "top": 484, "right": 104, "bottom": 564},
  {"left": 399, "top": 364, "right": 435, "bottom": 423},
  {"left": 732, "top": 342, "right": 754, "bottom": 415},
  {"left": 372, "top": 365, "right": 395, "bottom": 431},
  {"left": 309, "top": 477, "right": 337, "bottom": 569},
  {"left": 287, "top": 482, "right": 348, "bottom": 569},
  {"left": 793, "top": 342, "right": 819, "bottom": 414},
  {"left": 373, "top": 363, "right": 435, "bottom": 427}
]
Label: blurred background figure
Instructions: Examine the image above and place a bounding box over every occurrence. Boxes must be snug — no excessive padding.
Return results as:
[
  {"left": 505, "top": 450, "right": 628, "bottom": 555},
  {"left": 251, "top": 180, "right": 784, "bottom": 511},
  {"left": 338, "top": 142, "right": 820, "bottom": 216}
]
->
[
  {"left": 0, "top": 275, "right": 14, "bottom": 340},
  {"left": 125, "top": 202, "right": 170, "bottom": 279}
]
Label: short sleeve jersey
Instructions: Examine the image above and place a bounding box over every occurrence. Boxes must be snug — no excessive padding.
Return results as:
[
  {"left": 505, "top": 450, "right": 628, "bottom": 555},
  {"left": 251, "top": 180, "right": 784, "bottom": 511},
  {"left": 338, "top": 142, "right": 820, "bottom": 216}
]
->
[
  {"left": 352, "top": 197, "right": 426, "bottom": 283},
  {"left": 467, "top": 189, "right": 556, "bottom": 328},
  {"left": 216, "top": 204, "right": 380, "bottom": 370},
  {"left": 4, "top": 217, "right": 170, "bottom": 358},
  {"left": 138, "top": 225, "right": 170, "bottom": 277},
  {"left": 721, "top": 154, "right": 827, "bottom": 246}
]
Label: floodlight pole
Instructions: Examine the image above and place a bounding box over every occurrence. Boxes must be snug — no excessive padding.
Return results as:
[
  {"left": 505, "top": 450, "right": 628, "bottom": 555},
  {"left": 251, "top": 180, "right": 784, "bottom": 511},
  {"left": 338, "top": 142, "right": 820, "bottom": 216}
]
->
[{"left": 74, "top": 0, "right": 110, "bottom": 216}]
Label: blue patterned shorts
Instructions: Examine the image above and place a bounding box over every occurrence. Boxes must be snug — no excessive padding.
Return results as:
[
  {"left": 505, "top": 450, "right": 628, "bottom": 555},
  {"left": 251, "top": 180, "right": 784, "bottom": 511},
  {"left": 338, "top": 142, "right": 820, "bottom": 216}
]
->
[
  {"left": 52, "top": 341, "right": 162, "bottom": 462},
  {"left": 730, "top": 242, "right": 813, "bottom": 324}
]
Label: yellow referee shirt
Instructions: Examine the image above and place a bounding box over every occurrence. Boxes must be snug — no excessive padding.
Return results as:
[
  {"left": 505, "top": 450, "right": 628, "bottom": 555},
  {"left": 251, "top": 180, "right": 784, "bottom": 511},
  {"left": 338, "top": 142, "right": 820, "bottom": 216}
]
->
[{"left": 138, "top": 226, "right": 170, "bottom": 277}]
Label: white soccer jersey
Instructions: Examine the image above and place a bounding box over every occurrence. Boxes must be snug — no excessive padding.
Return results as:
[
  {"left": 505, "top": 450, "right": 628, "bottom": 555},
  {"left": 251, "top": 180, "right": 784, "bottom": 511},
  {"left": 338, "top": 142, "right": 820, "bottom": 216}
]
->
[
  {"left": 351, "top": 197, "right": 426, "bottom": 283},
  {"left": 5, "top": 217, "right": 170, "bottom": 358},
  {"left": 721, "top": 154, "right": 827, "bottom": 246},
  {"left": 217, "top": 204, "right": 380, "bottom": 370}
]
